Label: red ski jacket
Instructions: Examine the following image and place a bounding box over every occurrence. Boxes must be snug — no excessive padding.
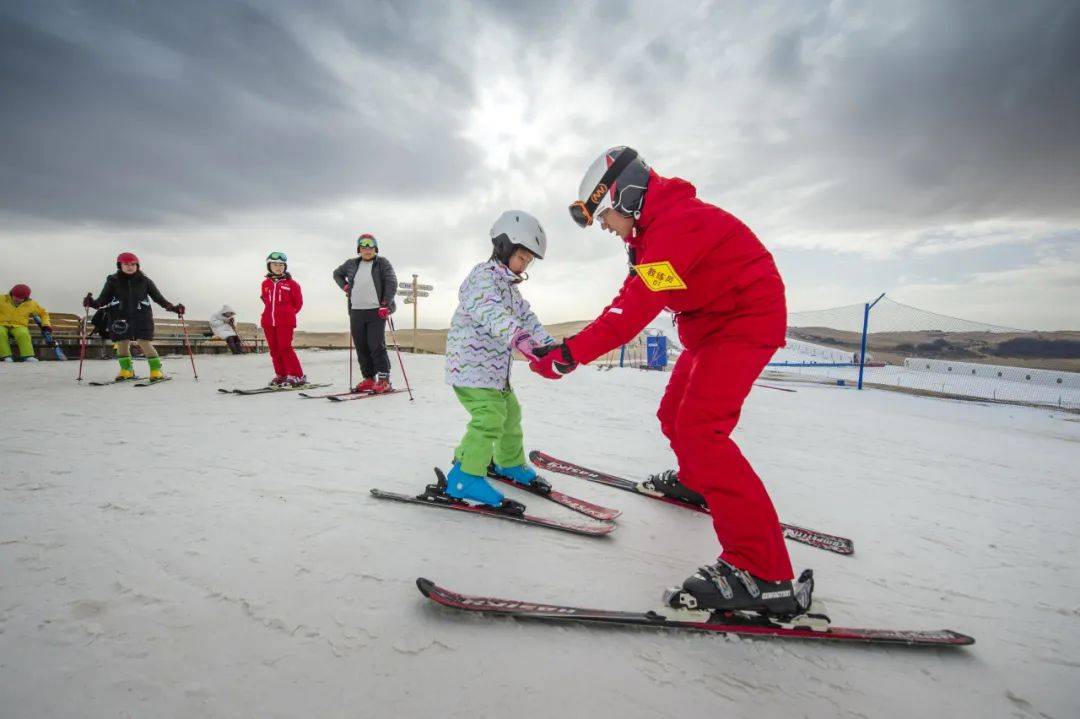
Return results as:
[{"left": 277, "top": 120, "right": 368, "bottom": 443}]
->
[
  {"left": 566, "top": 172, "right": 786, "bottom": 364},
  {"left": 260, "top": 275, "right": 303, "bottom": 329}
]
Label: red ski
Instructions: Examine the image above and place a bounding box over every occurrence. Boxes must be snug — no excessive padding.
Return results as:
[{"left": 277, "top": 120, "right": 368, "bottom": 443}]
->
[
  {"left": 416, "top": 578, "right": 974, "bottom": 647},
  {"left": 486, "top": 472, "right": 621, "bottom": 521},
  {"left": 529, "top": 450, "right": 854, "bottom": 556}
]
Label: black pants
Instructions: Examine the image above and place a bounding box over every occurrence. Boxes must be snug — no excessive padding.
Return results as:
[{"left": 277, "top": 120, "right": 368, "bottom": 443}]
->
[
  {"left": 225, "top": 335, "right": 245, "bottom": 354},
  {"left": 350, "top": 309, "right": 390, "bottom": 378}
]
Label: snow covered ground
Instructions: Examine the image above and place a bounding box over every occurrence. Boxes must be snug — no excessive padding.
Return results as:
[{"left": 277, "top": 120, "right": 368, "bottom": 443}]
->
[{"left": 2, "top": 351, "right": 1079, "bottom": 718}]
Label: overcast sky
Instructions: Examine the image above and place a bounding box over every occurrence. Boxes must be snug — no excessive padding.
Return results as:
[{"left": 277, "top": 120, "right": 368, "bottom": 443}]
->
[{"left": 3, "top": 0, "right": 1078, "bottom": 331}]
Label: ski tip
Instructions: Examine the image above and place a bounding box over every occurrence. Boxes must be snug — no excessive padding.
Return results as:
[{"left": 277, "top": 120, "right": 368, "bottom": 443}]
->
[
  {"left": 946, "top": 631, "right": 976, "bottom": 646},
  {"left": 416, "top": 577, "right": 436, "bottom": 598}
]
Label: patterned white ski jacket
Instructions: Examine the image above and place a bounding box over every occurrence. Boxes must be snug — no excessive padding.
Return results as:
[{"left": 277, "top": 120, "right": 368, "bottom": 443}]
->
[{"left": 445, "top": 260, "right": 554, "bottom": 389}]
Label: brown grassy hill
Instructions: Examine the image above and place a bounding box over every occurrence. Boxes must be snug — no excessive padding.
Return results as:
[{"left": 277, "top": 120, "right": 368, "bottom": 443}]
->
[
  {"left": 294, "top": 320, "right": 592, "bottom": 355},
  {"left": 788, "top": 327, "right": 1080, "bottom": 372}
]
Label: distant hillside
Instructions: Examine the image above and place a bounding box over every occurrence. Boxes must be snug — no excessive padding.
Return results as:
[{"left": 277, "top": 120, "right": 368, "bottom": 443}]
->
[
  {"left": 294, "top": 320, "right": 593, "bottom": 355},
  {"left": 787, "top": 328, "right": 1080, "bottom": 373}
]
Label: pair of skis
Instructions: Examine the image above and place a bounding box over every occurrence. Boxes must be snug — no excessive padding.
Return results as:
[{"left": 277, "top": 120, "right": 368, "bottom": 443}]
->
[
  {"left": 88, "top": 376, "right": 172, "bottom": 388},
  {"left": 299, "top": 388, "right": 407, "bottom": 402},
  {"left": 218, "top": 383, "right": 331, "bottom": 396},
  {"left": 529, "top": 451, "right": 854, "bottom": 556},
  {"left": 371, "top": 468, "right": 617, "bottom": 537}
]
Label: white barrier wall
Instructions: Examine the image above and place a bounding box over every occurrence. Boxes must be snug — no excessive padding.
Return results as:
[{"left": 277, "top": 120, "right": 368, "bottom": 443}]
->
[
  {"left": 784, "top": 338, "right": 855, "bottom": 363},
  {"left": 903, "top": 358, "right": 1080, "bottom": 390}
]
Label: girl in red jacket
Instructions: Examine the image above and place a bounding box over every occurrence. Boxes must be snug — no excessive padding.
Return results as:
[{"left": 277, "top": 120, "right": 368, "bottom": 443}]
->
[{"left": 261, "top": 251, "right": 307, "bottom": 387}]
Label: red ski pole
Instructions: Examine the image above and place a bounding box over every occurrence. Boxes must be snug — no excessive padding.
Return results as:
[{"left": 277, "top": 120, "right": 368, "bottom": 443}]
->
[
  {"left": 76, "top": 305, "right": 90, "bottom": 382},
  {"left": 387, "top": 317, "right": 413, "bottom": 401},
  {"left": 178, "top": 312, "right": 199, "bottom": 380}
]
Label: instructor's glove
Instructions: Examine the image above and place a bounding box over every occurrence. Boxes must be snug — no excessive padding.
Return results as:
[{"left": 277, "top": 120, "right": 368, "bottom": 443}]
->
[
  {"left": 378, "top": 306, "right": 390, "bottom": 320},
  {"left": 529, "top": 343, "right": 578, "bottom": 380},
  {"left": 82, "top": 292, "right": 95, "bottom": 308},
  {"left": 172, "top": 303, "right": 186, "bottom": 316}
]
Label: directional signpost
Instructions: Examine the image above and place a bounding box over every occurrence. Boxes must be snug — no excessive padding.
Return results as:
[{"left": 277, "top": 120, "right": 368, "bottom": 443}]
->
[{"left": 396, "top": 274, "right": 435, "bottom": 351}]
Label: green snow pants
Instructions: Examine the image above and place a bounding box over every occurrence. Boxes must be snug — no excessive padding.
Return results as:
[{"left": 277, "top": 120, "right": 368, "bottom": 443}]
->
[
  {"left": 453, "top": 386, "right": 527, "bottom": 476},
  {"left": 0, "top": 326, "right": 33, "bottom": 359}
]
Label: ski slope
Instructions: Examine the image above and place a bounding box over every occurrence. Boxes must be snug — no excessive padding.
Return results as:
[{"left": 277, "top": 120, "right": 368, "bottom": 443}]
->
[{"left": 2, "top": 351, "right": 1078, "bottom": 718}]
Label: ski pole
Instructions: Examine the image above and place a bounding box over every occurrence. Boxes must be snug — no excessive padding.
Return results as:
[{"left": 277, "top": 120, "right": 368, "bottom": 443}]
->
[
  {"left": 387, "top": 317, "right": 413, "bottom": 401},
  {"left": 76, "top": 305, "right": 90, "bottom": 382},
  {"left": 347, "top": 296, "right": 354, "bottom": 388},
  {"left": 178, "top": 312, "right": 199, "bottom": 380}
]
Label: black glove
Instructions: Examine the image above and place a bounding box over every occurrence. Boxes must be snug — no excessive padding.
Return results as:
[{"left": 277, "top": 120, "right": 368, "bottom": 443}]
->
[
  {"left": 173, "top": 303, "right": 186, "bottom": 316},
  {"left": 83, "top": 292, "right": 94, "bottom": 308}
]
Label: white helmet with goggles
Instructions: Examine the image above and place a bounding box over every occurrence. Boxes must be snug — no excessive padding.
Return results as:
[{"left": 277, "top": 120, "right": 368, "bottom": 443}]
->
[{"left": 570, "top": 146, "right": 651, "bottom": 228}]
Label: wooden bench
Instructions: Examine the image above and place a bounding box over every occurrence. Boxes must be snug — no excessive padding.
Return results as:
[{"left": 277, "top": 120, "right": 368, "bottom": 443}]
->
[{"left": 21, "top": 311, "right": 265, "bottom": 360}]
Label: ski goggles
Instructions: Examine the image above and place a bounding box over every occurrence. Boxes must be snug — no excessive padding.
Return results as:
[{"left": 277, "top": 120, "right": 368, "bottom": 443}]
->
[
  {"left": 569, "top": 147, "right": 639, "bottom": 228},
  {"left": 357, "top": 236, "right": 377, "bottom": 249},
  {"left": 266, "top": 252, "right": 288, "bottom": 262}
]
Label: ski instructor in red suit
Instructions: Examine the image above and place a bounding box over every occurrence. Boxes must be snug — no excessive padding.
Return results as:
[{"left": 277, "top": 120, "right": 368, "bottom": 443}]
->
[{"left": 529, "top": 147, "right": 812, "bottom": 617}]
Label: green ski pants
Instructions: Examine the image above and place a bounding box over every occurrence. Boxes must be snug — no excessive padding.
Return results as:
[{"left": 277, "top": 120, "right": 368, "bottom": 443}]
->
[
  {"left": 0, "top": 326, "right": 33, "bottom": 359},
  {"left": 453, "top": 386, "right": 527, "bottom": 476}
]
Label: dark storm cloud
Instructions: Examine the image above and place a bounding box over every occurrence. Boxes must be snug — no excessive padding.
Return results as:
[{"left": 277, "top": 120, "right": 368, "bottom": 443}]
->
[
  {"left": 0, "top": 0, "right": 479, "bottom": 225},
  {"left": 751, "top": 0, "right": 1080, "bottom": 229}
]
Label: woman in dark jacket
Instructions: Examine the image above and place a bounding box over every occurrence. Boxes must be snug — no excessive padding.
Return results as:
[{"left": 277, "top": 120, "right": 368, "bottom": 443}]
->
[
  {"left": 332, "top": 233, "right": 397, "bottom": 394},
  {"left": 83, "top": 251, "right": 184, "bottom": 383}
]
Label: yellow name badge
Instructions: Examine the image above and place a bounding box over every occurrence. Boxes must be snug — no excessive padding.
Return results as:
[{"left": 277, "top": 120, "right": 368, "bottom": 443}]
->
[{"left": 633, "top": 261, "right": 687, "bottom": 291}]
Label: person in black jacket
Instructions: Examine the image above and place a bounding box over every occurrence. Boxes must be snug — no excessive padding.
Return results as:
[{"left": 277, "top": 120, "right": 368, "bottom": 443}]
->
[
  {"left": 83, "top": 251, "right": 184, "bottom": 382},
  {"left": 332, "top": 233, "right": 397, "bottom": 393}
]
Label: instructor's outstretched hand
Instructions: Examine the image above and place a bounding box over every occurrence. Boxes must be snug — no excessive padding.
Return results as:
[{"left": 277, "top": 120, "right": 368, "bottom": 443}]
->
[{"left": 529, "top": 343, "right": 578, "bottom": 380}]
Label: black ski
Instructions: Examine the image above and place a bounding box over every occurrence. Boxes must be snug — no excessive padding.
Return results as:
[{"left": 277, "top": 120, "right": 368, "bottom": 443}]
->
[
  {"left": 88, "top": 377, "right": 141, "bottom": 386},
  {"left": 371, "top": 469, "right": 615, "bottom": 538},
  {"left": 416, "top": 578, "right": 974, "bottom": 647},
  {"left": 219, "top": 383, "right": 331, "bottom": 396},
  {"left": 134, "top": 377, "right": 173, "bottom": 387},
  {"left": 327, "top": 389, "right": 407, "bottom": 402},
  {"left": 530, "top": 451, "right": 854, "bottom": 556}
]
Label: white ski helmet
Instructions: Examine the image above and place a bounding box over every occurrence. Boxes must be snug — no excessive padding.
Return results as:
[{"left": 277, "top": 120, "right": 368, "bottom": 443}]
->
[
  {"left": 490, "top": 210, "right": 547, "bottom": 262},
  {"left": 570, "top": 146, "right": 651, "bottom": 227}
]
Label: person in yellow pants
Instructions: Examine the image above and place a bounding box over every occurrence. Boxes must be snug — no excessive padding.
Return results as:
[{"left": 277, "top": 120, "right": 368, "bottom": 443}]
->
[{"left": 0, "top": 284, "right": 50, "bottom": 362}]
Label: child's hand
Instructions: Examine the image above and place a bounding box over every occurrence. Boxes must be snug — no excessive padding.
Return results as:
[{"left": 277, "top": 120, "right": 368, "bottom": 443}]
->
[{"left": 511, "top": 329, "right": 537, "bottom": 362}]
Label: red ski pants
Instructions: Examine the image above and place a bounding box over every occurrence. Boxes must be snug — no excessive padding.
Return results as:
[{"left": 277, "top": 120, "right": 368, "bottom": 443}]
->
[
  {"left": 262, "top": 324, "right": 304, "bottom": 378},
  {"left": 657, "top": 340, "right": 792, "bottom": 581}
]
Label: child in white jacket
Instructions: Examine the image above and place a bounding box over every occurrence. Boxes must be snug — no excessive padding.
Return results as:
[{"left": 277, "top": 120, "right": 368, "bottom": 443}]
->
[{"left": 442, "top": 211, "right": 555, "bottom": 508}]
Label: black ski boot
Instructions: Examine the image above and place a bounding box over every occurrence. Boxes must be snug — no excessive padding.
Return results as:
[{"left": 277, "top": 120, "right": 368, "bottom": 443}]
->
[
  {"left": 640, "top": 469, "right": 707, "bottom": 508},
  {"left": 664, "top": 559, "right": 814, "bottom": 619}
]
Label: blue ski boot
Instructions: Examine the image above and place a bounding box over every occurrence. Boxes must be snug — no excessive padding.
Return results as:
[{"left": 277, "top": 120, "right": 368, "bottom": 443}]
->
[
  {"left": 490, "top": 463, "right": 552, "bottom": 494},
  {"left": 445, "top": 462, "right": 507, "bottom": 507}
]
